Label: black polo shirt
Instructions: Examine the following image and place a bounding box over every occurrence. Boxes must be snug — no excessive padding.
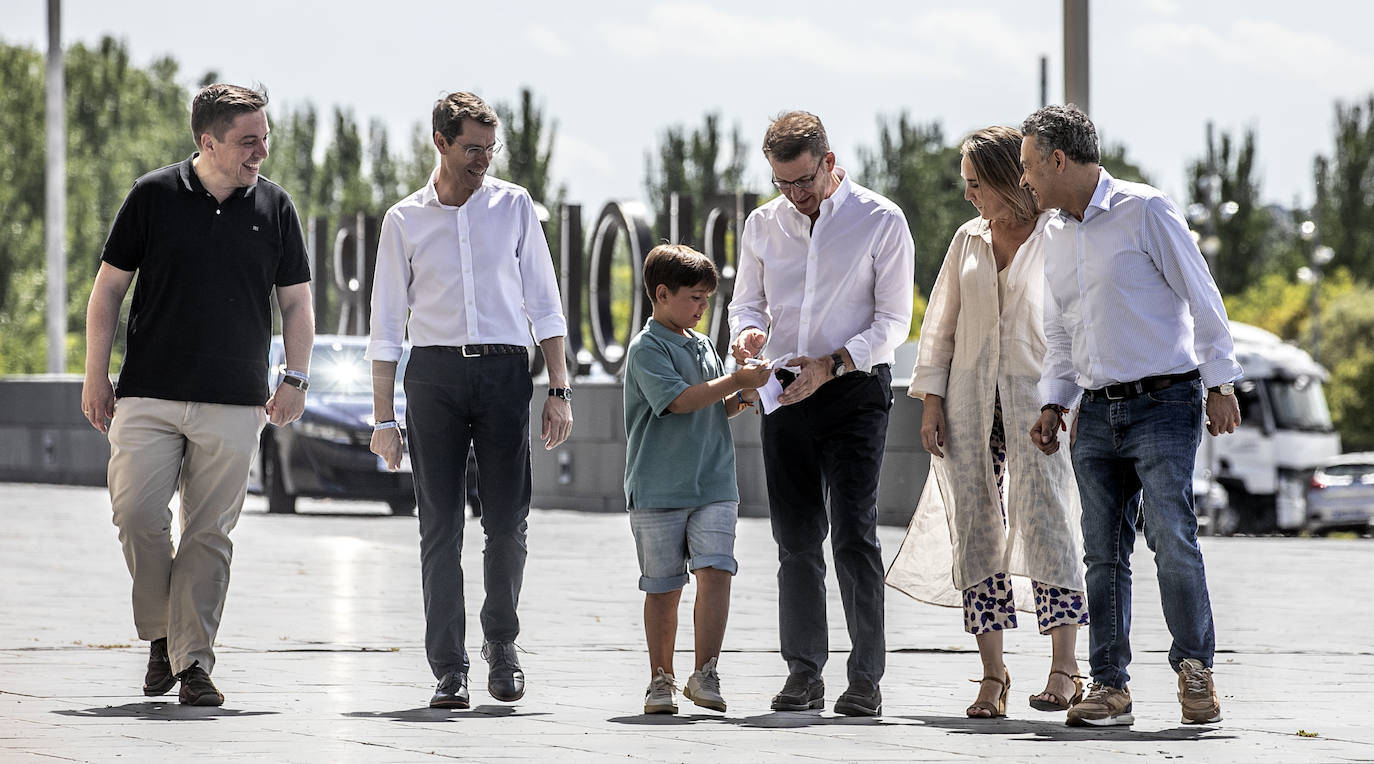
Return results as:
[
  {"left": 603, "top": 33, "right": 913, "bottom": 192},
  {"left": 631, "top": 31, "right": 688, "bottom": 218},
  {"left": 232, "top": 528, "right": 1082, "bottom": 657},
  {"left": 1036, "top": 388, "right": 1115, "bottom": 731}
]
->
[{"left": 101, "top": 154, "right": 311, "bottom": 406}]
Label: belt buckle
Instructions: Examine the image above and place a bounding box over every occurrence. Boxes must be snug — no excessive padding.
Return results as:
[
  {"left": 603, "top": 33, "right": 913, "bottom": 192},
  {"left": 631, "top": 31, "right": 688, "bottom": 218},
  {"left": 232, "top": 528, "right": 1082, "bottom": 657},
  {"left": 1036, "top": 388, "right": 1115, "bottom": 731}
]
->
[
  {"left": 1105, "top": 383, "right": 1132, "bottom": 401},
  {"left": 461, "top": 345, "right": 481, "bottom": 358}
]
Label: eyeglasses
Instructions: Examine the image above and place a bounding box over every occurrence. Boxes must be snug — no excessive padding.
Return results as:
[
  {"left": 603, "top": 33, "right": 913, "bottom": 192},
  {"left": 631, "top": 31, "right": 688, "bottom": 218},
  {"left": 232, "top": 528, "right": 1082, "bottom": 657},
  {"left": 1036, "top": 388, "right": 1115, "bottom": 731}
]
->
[
  {"left": 771, "top": 157, "right": 825, "bottom": 191},
  {"left": 460, "top": 140, "right": 503, "bottom": 160}
]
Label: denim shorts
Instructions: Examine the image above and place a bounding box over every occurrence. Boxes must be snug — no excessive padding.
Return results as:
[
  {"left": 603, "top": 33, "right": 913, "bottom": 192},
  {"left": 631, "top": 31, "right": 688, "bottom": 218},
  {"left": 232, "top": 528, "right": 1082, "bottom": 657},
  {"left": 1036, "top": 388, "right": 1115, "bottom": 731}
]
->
[{"left": 629, "top": 500, "right": 739, "bottom": 593}]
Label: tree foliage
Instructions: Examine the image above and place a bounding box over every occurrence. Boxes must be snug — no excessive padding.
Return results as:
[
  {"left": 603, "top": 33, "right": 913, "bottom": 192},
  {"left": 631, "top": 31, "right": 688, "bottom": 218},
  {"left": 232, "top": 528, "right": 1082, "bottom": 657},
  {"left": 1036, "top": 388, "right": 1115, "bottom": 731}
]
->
[
  {"left": 643, "top": 113, "right": 747, "bottom": 246},
  {"left": 1314, "top": 95, "right": 1374, "bottom": 283},
  {"left": 1186, "top": 127, "right": 1275, "bottom": 295},
  {"left": 856, "top": 113, "right": 966, "bottom": 293}
]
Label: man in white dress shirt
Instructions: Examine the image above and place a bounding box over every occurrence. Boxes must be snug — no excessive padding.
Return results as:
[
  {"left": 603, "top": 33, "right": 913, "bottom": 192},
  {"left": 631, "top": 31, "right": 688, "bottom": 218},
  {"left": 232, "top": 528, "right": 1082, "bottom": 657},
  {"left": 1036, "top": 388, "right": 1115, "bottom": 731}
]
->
[
  {"left": 728, "top": 111, "right": 914, "bottom": 717},
  {"left": 1023, "top": 104, "right": 1241, "bottom": 728},
  {"left": 366, "top": 92, "right": 573, "bottom": 709}
]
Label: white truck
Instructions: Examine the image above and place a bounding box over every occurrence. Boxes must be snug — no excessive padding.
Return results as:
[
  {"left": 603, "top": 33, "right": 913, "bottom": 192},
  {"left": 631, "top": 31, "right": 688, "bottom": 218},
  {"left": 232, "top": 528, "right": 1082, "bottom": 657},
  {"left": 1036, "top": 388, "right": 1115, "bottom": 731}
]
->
[{"left": 1196, "top": 322, "right": 1341, "bottom": 535}]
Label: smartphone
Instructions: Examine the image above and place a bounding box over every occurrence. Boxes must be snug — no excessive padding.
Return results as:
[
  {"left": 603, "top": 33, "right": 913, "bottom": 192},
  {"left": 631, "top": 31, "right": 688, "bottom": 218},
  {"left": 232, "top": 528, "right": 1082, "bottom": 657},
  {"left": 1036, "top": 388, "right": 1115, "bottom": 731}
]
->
[{"left": 775, "top": 368, "right": 797, "bottom": 389}]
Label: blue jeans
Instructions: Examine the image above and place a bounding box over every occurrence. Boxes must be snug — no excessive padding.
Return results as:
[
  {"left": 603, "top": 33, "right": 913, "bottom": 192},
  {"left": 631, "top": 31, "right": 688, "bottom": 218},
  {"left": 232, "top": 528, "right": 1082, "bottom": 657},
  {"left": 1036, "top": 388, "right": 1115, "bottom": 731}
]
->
[{"left": 1072, "top": 379, "right": 1214, "bottom": 688}]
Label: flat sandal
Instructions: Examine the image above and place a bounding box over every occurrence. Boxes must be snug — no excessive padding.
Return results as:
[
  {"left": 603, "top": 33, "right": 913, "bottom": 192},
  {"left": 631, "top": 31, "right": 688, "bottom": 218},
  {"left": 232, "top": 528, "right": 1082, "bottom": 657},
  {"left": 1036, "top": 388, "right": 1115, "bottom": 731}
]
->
[
  {"left": 966, "top": 669, "right": 1010, "bottom": 719},
  {"left": 1028, "top": 669, "right": 1084, "bottom": 712}
]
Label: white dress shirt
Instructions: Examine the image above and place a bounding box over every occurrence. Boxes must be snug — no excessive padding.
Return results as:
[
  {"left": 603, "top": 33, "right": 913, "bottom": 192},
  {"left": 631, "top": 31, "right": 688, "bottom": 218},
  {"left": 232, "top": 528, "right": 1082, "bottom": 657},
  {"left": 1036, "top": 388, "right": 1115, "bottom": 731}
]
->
[
  {"left": 1038, "top": 168, "right": 1242, "bottom": 408},
  {"left": 365, "top": 173, "right": 567, "bottom": 363},
  {"left": 728, "top": 168, "right": 914, "bottom": 372}
]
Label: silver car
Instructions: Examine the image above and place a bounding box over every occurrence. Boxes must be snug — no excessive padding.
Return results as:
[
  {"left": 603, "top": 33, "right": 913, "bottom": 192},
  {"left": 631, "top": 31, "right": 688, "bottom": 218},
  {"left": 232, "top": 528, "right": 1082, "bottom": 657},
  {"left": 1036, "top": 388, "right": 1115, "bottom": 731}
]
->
[{"left": 1305, "top": 452, "right": 1374, "bottom": 532}]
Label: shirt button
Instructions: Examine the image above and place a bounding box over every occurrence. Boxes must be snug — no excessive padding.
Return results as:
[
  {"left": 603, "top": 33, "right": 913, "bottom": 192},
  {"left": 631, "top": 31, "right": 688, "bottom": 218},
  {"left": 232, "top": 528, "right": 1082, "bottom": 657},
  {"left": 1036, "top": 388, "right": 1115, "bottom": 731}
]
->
[{"left": 215, "top": 210, "right": 221, "bottom": 215}]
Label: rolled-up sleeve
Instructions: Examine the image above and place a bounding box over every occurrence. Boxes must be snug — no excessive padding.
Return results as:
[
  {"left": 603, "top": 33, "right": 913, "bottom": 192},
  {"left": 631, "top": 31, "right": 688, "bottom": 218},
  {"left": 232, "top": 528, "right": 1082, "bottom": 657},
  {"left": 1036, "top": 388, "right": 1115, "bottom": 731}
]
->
[
  {"left": 727, "top": 211, "right": 771, "bottom": 346},
  {"left": 516, "top": 194, "right": 567, "bottom": 343},
  {"left": 847, "top": 209, "right": 915, "bottom": 373},
  {"left": 365, "top": 209, "right": 411, "bottom": 363}
]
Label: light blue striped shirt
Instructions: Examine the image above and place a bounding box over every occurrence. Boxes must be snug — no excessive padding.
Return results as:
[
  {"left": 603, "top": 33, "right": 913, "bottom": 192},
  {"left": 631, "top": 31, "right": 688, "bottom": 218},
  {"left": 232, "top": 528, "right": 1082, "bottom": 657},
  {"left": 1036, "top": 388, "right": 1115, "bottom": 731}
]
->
[{"left": 1039, "top": 168, "right": 1242, "bottom": 408}]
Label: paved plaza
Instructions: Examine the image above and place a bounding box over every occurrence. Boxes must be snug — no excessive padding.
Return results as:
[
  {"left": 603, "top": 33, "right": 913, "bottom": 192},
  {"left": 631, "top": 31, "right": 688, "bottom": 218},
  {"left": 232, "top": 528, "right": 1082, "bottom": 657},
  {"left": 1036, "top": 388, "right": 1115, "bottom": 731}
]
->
[{"left": 2, "top": 483, "right": 1372, "bottom": 762}]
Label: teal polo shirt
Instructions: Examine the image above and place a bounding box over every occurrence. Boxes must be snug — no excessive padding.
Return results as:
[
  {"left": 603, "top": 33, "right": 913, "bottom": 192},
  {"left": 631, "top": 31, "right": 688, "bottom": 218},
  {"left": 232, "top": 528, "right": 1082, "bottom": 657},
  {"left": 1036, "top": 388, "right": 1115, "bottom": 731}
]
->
[{"left": 623, "top": 318, "right": 738, "bottom": 510}]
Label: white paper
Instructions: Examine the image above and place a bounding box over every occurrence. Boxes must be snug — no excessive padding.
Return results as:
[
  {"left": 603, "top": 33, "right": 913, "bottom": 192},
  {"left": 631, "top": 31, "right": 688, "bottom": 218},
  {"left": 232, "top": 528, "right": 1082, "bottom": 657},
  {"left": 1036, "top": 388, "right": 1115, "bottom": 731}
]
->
[{"left": 746, "top": 354, "right": 793, "bottom": 414}]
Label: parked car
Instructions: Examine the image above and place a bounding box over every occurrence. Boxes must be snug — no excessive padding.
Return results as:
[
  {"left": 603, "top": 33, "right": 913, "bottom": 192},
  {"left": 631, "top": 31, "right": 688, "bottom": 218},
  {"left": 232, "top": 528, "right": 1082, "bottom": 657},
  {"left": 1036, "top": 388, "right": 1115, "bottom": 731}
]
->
[
  {"left": 247, "top": 335, "right": 415, "bottom": 515},
  {"left": 1304, "top": 452, "right": 1374, "bottom": 533}
]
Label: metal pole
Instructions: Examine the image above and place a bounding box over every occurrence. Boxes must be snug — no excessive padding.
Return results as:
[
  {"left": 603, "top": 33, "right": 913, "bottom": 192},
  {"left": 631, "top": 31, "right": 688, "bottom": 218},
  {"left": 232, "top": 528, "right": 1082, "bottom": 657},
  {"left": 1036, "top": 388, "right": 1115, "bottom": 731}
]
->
[
  {"left": 1063, "top": 0, "right": 1090, "bottom": 114},
  {"left": 1039, "top": 55, "right": 1049, "bottom": 107},
  {"left": 45, "top": 0, "right": 67, "bottom": 373}
]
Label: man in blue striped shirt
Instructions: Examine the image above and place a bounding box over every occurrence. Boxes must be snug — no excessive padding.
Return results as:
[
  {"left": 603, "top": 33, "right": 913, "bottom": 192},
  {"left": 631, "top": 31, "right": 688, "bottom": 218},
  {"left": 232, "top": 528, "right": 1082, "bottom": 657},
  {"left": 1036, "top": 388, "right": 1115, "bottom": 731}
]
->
[{"left": 1021, "top": 104, "right": 1241, "bottom": 729}]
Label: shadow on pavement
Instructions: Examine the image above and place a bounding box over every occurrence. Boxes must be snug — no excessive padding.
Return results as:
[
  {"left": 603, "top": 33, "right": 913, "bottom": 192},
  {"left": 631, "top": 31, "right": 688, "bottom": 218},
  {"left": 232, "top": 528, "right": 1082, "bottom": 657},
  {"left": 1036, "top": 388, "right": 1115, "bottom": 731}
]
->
[
  {"left": 53, "top": 703, "right": 276, "bottom": 721},
  {"left": 345, "top": 705, "right": 549, "bottom": 723},
  {"left": 608, "top": 711, "right": 893, "bottom": 728},
  {"left": 903, "top": 714, "right": 1233, "bottom": 741}
]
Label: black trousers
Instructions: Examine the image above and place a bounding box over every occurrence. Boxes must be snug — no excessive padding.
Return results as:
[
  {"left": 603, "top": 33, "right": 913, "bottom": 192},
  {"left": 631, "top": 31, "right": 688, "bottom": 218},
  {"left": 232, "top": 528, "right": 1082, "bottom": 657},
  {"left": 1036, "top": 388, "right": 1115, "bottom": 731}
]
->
[
  {"left": 404, "top": 348, "right": 533, "bottom": 679},
  {"left": 760, "top": 365, "right": 893, "bottom": 685}
]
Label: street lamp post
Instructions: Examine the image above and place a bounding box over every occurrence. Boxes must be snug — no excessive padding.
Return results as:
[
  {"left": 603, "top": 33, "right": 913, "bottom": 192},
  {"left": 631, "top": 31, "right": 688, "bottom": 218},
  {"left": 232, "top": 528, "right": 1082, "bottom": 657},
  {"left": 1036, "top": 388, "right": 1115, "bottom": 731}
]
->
[{"left": 1295, "top": 219, "right": 1335, "bottom": 360}]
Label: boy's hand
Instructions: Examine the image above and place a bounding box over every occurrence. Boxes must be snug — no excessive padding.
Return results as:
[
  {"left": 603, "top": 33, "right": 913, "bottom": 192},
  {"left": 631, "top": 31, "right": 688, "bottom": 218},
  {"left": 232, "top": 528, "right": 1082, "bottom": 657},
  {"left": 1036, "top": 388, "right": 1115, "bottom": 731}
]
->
[
  {"left": 731, "top": 328, "right": 767, "bottom": 364},
  {"left": 732, "top": 363, "right": 772, "bottom": 390}
]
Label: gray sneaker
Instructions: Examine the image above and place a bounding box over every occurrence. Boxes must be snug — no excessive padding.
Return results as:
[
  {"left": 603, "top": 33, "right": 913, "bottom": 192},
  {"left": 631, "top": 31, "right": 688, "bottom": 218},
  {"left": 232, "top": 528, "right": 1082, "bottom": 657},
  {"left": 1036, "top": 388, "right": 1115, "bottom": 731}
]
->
[
  {"left": 1065, "top": 682, "right": 1134, "bottom": 727},
  {"left": 644, "top": 668, "right": 677, "bottom": 714},
  {"left": 683, "top": 657, "right": 727, "bottom": 712},
  {"left": 1177, "top": 659, "right": 1223, "bottom": 724}
]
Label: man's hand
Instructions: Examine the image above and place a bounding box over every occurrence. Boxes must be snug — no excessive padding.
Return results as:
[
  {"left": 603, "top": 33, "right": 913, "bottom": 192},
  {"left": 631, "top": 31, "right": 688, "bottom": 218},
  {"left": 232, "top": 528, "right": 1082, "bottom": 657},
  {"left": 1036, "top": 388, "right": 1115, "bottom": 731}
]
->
[
  {"left": 921, "top": 394, "right": 946, "bottom": 458},
  {"left": 1205, "top": 390, "right": 1241, "bottom": 436},
  {"left": 265, "top": 383, "right": 306, "bottom": 427},
  {"left": 777, "top": 355, "right": 830, "bottom": 405},
  {"left": 1030, "top": 409, "right": 1067, "bottom": 455},
  {"left": 731, "top": 328, "right": 767, "bottom": 365},
  {"left": 542, "top": 396, "right": 573, "bottom": 450},
  {"left": 370, "top": 427, "right": 404, "bottom": 471},
  {"left": 81, "top": 375, "right": 116, "bottom": 433}
]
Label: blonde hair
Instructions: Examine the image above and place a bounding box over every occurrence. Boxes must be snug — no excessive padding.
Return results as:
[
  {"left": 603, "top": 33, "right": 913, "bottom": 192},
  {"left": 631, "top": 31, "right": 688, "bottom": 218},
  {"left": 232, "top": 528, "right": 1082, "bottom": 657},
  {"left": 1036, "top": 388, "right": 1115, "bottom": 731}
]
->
[{"left": 961, "top": 126, "right": 1040, "bottom": 224}]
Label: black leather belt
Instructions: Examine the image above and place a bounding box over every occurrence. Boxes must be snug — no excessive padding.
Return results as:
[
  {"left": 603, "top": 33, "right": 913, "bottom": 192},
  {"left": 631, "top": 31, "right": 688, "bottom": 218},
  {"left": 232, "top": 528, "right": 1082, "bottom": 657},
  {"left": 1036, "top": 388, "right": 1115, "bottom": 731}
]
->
[
  {"left": 1084, "top": 370, "right": 1200, "bottom": 401},
  {"left": 424, "top": 344, "right": 527, "bottom": 357}
]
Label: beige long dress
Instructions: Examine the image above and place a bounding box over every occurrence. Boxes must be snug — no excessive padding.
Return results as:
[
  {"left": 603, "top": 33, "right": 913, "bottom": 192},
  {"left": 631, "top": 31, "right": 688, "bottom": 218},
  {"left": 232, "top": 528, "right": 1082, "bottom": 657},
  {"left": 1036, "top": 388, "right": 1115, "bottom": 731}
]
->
[{"left": 886, "top": 213, "right": 1085, "bottom": 609}]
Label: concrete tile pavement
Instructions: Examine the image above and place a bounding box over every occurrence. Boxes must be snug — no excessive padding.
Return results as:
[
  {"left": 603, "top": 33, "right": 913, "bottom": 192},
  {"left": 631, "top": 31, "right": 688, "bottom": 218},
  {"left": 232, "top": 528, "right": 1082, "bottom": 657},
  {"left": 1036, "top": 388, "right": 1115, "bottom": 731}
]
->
[{"left": 2, "top": 483, "right": 1372, "bottom": 762}]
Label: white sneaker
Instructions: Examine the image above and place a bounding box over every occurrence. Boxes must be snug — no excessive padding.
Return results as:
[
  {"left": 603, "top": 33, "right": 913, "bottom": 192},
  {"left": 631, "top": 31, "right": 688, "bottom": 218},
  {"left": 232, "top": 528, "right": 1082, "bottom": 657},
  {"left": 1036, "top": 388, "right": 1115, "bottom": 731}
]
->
[
  {"left": 644, "top": 668, "right": 677, "bottom": 714},
  {"left": 684, "top": 657, "right": 727, "bottom": 712}
]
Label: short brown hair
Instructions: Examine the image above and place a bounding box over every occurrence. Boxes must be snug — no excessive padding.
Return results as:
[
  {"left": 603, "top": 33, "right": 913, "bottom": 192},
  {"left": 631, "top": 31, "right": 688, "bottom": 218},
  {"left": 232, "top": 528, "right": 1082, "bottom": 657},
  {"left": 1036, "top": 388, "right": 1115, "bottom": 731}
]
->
[
  {"left": 432, "top": 92, "right": 499, "bottom": 142},
  {"left": 762, "top": 111, "right": 829, "bottom": 162},
  {"left": 191, "top": 83, "right": 267, "bottom": 147},
  {"left": 961, "top": 126, "right": 1040, "bottom": 224},
  {"left": 643, "top": 244, "right": 717, "bottom": 302}
]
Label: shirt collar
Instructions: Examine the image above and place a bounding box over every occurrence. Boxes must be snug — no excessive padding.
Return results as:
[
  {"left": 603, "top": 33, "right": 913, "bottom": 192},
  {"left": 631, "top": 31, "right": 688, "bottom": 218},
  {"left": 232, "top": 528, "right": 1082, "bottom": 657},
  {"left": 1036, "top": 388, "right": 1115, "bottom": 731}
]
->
[
  {"left": 645, "top": 317, "right": 699, "bottom": 348},
  {"left": 420, "top": 169, "right": 490, "bottom": 208},
  {"left": 1084, "top": 167, "right": 1114, "bottom": 218},
  {"left": 780, "top": 165, "right": 852, "bottom": 223},
  {"left": 178, "top": 153, "right": 254, "bottom": 200},
  {"left": 971, "top": 210, "right": 1052, "bottom": 245}
]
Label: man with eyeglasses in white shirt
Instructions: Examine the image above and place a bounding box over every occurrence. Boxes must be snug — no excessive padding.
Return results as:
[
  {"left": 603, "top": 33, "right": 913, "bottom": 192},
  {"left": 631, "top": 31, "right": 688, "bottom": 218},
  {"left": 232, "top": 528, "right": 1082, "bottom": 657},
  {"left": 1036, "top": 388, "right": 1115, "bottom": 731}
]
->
[
  {"left": 1022, "top": 104, "right": 1241, "bottom": 729},
  {"left": 728, "top": 111, "right": 915, "bottom": 717},
  {"left": 366, "top": 91, "right": 573, "bottom": 710}
]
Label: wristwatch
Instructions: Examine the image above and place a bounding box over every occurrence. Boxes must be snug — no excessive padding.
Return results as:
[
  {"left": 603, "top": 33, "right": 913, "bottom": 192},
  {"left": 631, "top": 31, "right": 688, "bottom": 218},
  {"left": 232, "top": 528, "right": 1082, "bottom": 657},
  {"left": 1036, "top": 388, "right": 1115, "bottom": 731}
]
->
[
  {"left": 280, "top": 374, "right": 309, "bottom": 392},
  {"left": 1208, "top": 382, "right": 1235, "bottom": 396},
  {"left": 830, "top": 353, "right": 847, "bottom": 378},
  {"left": 549, "top": 387, "right": 573, "bottom": 401}
]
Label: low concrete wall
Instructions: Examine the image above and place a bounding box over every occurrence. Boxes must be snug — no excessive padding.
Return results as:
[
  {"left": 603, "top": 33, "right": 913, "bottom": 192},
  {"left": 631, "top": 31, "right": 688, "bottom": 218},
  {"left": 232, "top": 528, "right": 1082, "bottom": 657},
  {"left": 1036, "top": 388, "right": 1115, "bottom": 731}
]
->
[{"left": 1, "top": 377, "right": 928, "bottom": 526}]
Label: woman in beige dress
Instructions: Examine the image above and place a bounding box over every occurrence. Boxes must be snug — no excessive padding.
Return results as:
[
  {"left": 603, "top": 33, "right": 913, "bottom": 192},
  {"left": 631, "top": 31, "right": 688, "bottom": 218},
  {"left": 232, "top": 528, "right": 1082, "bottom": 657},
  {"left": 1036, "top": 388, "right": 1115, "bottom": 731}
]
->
[{"left": 886, "top": 126, "right": 1087, "bottom": 719}]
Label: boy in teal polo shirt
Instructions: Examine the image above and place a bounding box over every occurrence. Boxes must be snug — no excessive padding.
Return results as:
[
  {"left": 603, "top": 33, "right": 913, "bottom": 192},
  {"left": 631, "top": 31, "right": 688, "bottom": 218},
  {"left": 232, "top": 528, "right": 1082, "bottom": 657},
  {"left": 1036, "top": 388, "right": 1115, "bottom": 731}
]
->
[{"left": 624, "top": 244, "right": 771, "bottom": 715}]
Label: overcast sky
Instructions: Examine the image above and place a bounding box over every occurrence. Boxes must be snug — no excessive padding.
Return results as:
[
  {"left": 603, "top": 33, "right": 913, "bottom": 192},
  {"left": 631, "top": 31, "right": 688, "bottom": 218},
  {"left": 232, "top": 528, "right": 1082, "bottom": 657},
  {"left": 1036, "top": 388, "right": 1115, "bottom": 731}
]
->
[{"left": 8, "top": 0, "right": 1371, "bottom": 217}]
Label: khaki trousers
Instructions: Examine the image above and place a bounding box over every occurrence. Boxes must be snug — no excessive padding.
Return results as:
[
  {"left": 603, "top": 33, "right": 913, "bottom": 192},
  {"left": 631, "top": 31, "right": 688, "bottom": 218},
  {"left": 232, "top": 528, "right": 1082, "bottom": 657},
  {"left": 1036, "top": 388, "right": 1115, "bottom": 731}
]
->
[{"left": 107, "top": 397, "right": 266, "bottom": 676}]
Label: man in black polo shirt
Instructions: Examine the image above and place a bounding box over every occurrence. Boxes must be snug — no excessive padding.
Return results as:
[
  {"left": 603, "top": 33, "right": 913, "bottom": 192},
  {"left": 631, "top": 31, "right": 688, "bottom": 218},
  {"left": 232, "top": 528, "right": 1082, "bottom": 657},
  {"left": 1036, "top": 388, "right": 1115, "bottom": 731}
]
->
[{"left": 81, "top": 83, "right": 314, "bottom": 707}]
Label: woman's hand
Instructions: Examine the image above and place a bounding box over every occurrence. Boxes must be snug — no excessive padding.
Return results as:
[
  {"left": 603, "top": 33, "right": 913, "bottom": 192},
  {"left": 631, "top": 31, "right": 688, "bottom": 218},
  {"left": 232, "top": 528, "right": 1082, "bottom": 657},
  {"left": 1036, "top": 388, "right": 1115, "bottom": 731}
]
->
[{"left": 921, "top": 394, "right": 946, "bottom": 458}]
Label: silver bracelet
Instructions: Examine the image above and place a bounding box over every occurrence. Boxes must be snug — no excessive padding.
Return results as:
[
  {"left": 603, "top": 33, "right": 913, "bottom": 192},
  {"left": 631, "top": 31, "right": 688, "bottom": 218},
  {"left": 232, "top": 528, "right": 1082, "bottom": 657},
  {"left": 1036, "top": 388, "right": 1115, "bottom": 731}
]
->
[{"left": 373, "top": 420, "right": 401, "bottom": 432}]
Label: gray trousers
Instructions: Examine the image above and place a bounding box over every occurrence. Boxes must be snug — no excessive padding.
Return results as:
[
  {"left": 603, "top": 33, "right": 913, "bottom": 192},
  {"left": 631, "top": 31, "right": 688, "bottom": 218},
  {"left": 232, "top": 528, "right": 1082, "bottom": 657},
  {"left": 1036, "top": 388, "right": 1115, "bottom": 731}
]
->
[{"left": 404, "top": 349, "right": 533, "bottom": 679}]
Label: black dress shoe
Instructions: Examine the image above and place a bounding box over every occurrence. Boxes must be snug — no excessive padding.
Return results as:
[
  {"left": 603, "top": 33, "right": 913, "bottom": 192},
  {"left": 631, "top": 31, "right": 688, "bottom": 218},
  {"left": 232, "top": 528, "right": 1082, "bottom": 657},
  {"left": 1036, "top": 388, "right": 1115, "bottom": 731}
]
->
[
  {"left": 482, "top": 641, "right": 525, "bottom": 702},
  {"left": 834, "top": 680, "right": 882, "bottom": 717},
  {"left": 430, "top": 670, "right": 470, "bottom": 709},
  {"left": 177, "top": 664, "right": 224, "bottom": 706},
  {"left": 143, "top": 637, "right": 176, "bottom": 697},
  {"left": 770, "top": 673, "right": 825, "bottom": 711}
]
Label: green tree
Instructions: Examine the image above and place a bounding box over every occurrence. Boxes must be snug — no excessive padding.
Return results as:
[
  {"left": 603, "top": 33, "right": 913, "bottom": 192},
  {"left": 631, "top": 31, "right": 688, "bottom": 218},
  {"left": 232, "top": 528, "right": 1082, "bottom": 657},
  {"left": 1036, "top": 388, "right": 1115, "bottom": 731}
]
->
[
  {"left": 367, "top": 117, "right": 401, "bottom": 209},
  {"left": 856, "top": 113, "right": 965, "bottom": 292},
  {"left": 643, "top": 113, "right": 747, "bottom": 246},
  {"left": 1099, "top": 142, "right": 1151, "bottom": 185},
  {"left": 495, "top": 88, "right": 562, "bottom": 204},
  {"left": 1186, "top": 126, "right": 1273, "bottom": 295},
  {"left": 266, "top": 103, "right": 319, "bottom": 223},
  {"left": 400, "top": 122, "right": 435, "bottom": 193},
  {"left": 1314, "top": 95, "right": 1374, "bottom": 283},
  {"left": 0, "top": 37, "right": 188, "bottom": 374}
]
